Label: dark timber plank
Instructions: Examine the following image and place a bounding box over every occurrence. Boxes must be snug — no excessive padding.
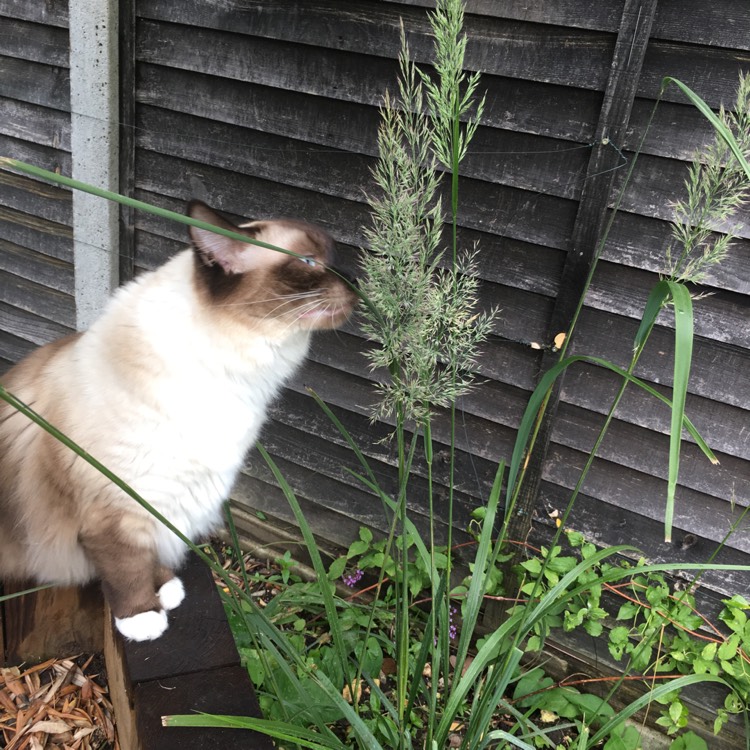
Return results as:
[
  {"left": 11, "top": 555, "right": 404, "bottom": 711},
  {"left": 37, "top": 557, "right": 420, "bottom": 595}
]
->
[
  {"left": 603, "top": 211, "right": 750, "bottom": 295},
  {"left": 0, "top": 17, "right": 69, "bottom": 67},
  {"left": 0, "top": 97, "right": 70, "bottom": 151},
  {"left": 0, "top": 0, "right": 69, "bottom": 27},
  {"left": 0, "top": 270, "right": 75, "bottom": 328},
  {"left": 638, "top": 40, "right": 750, "bottom": 106},
  {"left": 503, "top": 0, "right": 659, "bottom": 593},
  {"left": 119, "top": 0, "right": 137, "bottom": 283},
  {"left": 0, "top": 55, "right": 70, "bottom": 110},
  {"left": 0, "top": 301, "right": 73, "bottom": 349},
  {"left": 138, "top": 60, "right": 603, "bottom": 144},
  {"left": 0, "top": 241, "right": 74, "bottom": 294},
  {"left": 134, "top": 150, "right": 577, "bottom": 254},
  {"left": 0, "top": 204, "right": 72, "bottom": 261},
  {"left": 138, "top": 2, "right": 615, "bottom": 90},
  {"left": 121, "top": 554, "right": 241, "bottom": 684},
  {"left": 104, "top": 554, "right": 273, "bottom": 750}
]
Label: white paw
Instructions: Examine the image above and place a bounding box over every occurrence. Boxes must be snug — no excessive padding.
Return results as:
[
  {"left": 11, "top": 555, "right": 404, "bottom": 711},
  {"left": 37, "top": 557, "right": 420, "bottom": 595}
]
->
[
  {"left": 158, "top": 577, "right": 185, "bottom": 611},
  {"left": 115, "top": 609, "right": 168, "bottom": 641}
]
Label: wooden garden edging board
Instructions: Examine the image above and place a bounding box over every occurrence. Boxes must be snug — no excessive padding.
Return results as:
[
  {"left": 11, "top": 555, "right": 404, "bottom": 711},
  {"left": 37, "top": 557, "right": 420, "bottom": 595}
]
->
[
  {"left": 1, "top": 552, "right": 271, "bottom": 749},
  {"left": 104, "top": 552, "right": 273, "bottom": 750}
]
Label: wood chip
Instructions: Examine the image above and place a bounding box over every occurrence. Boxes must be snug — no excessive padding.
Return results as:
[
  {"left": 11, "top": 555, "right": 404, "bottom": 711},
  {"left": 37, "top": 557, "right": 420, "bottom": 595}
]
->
[{"left": 0, "top": 655, "right": 119, "bottom": 750}]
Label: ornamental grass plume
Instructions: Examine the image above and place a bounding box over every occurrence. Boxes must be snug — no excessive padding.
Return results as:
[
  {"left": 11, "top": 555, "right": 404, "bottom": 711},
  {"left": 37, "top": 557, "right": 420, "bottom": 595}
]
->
[
  {"left": 667, "top": 71, "right": 750, "bottom": 284},
  {"left": 359, "top": 8, "right": 494, "bottom": 426}
]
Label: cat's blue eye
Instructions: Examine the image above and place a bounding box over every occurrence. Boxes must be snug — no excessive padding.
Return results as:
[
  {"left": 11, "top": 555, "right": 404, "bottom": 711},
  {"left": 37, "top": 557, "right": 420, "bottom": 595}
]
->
[{"left": 300, "top": 256, "right": 318, "bottom": 267}]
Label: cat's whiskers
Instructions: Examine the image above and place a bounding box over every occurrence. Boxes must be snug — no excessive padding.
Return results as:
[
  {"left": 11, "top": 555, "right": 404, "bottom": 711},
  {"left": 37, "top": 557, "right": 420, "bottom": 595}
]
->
[{"left": 214, "top": 290, "right": 322, "bottom": 310}]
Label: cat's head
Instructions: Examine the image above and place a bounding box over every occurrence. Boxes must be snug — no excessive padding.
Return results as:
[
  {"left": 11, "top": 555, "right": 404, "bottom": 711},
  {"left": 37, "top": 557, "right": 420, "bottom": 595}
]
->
[{"left": 187, "top": 200, "right": 358, "bottom": 332}]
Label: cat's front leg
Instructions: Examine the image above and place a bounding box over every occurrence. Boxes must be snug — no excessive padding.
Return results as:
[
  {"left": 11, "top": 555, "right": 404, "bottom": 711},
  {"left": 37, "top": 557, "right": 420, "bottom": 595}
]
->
[
  {"left": 114, "top": 569, "right": 185, "bottom": 641},
  {"left": 81, "top": 530, "right": 183, "bottom": 641}
]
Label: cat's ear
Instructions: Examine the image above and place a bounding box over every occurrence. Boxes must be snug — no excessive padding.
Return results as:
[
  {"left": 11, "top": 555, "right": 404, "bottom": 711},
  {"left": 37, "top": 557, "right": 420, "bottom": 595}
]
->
[{"left": 187, "top": 200, "right": 276, "bottom": 274}]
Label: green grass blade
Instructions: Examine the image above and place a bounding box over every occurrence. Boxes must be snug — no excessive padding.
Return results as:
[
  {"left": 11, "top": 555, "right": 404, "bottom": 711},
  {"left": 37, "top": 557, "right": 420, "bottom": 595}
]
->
[
  {"left": 633, "top": 280, "right": 670, "bottom": 353},
  {"left": 0, "top": 584, "right": 55, "bottom": 603},
  {"left": 0, "top": 157, "right": 299, "bottom": 257},
  {"left": 477, "top": 731, "right": 536, "bottom": 750},
  {"left": 255, "top": 444, "right": 351, "bottom": 689},
  {"left": 663, "top": 281, "right": 694, "bottom": 543},
  {"left": 506, "top": 354, "right": 717, "bottom": 512},
  {"left": 434, "top": 621, "right": 523, "bottom": 742},
  {"left": 662, "top": 78, "right": 750, "bottom": 182},
  {"left": 254, "top": 448, "right": 384, "bottom": 749},
  {"left": 163, "top": 714, "right": 345, "bottom": 749},
  {"left": 452, "top": 461, "right": 505, "bottom": 684}
]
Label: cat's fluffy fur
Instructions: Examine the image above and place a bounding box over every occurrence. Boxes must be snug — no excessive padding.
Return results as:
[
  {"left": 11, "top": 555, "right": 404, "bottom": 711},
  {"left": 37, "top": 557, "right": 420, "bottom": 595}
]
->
[{"left": 0, "top": 200, "right": 357, "bottom": 641}]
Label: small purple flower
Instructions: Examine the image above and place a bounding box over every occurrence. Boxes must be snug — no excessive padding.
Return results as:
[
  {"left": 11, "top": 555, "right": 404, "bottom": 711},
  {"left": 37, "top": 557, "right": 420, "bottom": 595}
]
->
[{"left": 343, "top": 569, "right": 364, "bottom": 588}]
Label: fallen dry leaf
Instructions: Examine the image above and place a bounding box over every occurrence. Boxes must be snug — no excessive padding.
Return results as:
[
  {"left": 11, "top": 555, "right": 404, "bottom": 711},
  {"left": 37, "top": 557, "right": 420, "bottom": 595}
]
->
[{"left": 0, "top": 655, "right": 119, "bottom": 750}]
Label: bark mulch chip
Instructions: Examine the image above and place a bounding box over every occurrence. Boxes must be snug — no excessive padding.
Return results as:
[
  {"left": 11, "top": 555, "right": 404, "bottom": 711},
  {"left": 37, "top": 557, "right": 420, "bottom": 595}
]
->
[{"left": 1, "top": 655, "right": 118, "bottom": 750}]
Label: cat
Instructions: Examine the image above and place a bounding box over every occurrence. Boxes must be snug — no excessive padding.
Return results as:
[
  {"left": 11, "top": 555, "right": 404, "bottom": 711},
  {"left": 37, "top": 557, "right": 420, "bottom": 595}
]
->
[{"left": 0, "top": 200, "right": 358, "bottom": 641}]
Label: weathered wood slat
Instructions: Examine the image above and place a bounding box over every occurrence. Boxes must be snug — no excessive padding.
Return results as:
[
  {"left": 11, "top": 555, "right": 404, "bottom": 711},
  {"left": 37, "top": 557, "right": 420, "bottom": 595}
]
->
[
  {"left": 268, "top": 386, "right": 504, "bottom": 499},
  {"left": 0, "top": 240, "right": 74, "bottom": 293},
  {"left": 569, "top": 308, "right": 750, "bottom": 415},
  {"left": 561, "top": 361, "right": 750, "bottom": 463},
  {"left": 0, "top": 0, "right": 69, "bottom": 28},
  {"left": 0, "top": 301, "right": 73, "bottom": 349},
  {"left": 0, "top": 139, "right": 73, "bottom": 220},
  {"left": 0, "top": 17, "right": 69, "bottom": 67},
  {"left": 626, "top": 98, "right": 719, "bottom": 159},
  {"left": 587, "top": 263, "right": 750, "bottom": 348},
  {"left": 305, "top": 324, "right": 750, "bottom": 461},
  {"left": 618, "top": 152, "right": 750, "bottom": 239},
  {"left": 138, "top": 61, "right": 602, "bottom": 145},
  {"left": 543, "top": 442, "right": 750, "bottom": 552},
  {"left": 138, "top": 2, "right": 615, "bottom": 90},
  {"left": 389, "top": 0, "right": 623, "bottom": 30},
  {"left": 134, "top": 149, "right": 577, "bottom": 254},
  {"left": 119, "top": 0, "right": 137, "bottom": 284},
  {"left": 603, "top": 211, "right": 750, "bottom": 295},
  {"left": 638, "top": 40, "right": 750, "bottom": 106},
  {"left": 537, "top": 482, "right": 750, "bottom": 598},
  {"left": 137, "top": 18, "right": 612, "bottom": 106},
  {"left": 653, "top": 0, "right": 750, "bottom": 51},
  {"left": 0, "top": 204, "right": 72, "bottom": 261},
  {"left": 0, "top": 270, "right": 75, "bottom": 328},
  {"left": 0, "top": 97, "right": 70, "bottom": 151},
  {"left": 389, "top": 0, "right": 750, "bottom": 51},
  {"left": 137, "top": 104, "right": 591, "bottom": 202},
  {"left": 0, "top": 55, "right": 70, "bottom": 110},
  {"left": 551, "top": 400, "right": 747, "bottom": 502}
]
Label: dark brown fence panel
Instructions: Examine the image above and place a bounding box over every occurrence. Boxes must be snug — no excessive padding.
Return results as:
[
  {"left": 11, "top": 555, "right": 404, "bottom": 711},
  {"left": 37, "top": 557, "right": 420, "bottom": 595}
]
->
[{"left": 0, "top": 2, "right": 73, "bottom": 373}]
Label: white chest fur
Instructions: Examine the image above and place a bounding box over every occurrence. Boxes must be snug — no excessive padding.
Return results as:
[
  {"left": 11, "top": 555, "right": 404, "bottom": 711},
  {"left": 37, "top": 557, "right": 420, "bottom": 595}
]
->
[{"left": 73, "top": 251, "right": 311, "bottom": 567}]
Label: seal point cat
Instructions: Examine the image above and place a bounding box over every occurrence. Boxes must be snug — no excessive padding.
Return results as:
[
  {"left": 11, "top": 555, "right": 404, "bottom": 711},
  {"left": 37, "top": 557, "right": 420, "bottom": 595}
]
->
[{"left": 0, "top": 200, "right": 358, "bottom": 641}]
